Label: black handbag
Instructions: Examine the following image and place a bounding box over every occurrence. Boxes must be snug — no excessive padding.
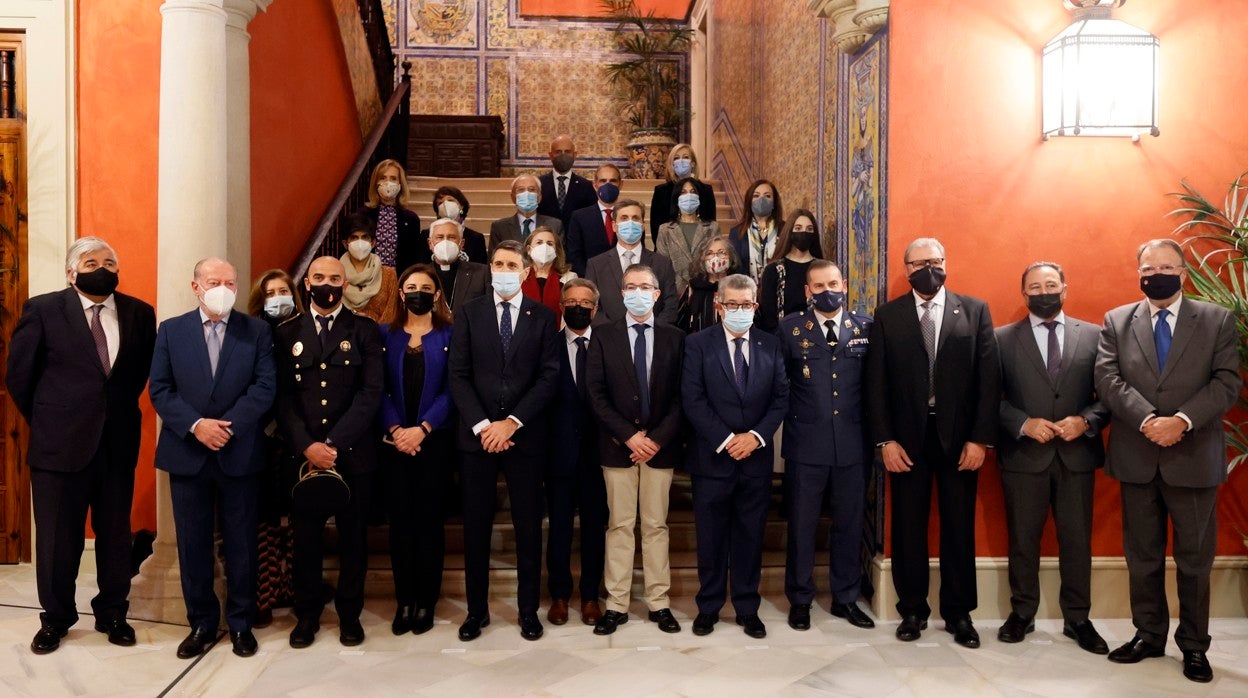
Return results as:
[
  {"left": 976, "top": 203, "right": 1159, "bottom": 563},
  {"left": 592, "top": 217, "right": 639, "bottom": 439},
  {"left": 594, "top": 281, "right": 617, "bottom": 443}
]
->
[{"left": 290, "top": 460, "right": 350, "bottom": 519}]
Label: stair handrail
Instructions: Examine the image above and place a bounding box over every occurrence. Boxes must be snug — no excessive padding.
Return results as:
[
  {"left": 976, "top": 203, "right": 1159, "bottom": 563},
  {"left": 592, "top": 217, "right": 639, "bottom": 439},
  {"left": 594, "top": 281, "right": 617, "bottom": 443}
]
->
[{"left": 357, "top": 0, "right": 396, "bottom": 102}]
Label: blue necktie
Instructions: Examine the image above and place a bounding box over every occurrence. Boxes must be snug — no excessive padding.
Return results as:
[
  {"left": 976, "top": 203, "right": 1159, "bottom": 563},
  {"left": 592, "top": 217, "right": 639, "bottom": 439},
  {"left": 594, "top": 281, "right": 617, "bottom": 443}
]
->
[
  {"left": 1155, "top": 308, "right": 1172, "bottom": 371},
  {"left": 500, "top": 301, "right": 513, "bottom": 354},
  {"left": 733, "top": 337, "right": 748, "bottom": 396},
  {"left": 633, "top": 323, "right": 650, "bottom": 422}
]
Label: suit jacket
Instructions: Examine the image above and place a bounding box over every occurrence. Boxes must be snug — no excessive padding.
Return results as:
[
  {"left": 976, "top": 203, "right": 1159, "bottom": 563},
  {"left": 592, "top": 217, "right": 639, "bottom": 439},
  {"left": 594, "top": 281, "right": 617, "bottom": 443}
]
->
[
  {"left": 412, "top": 226, "right": 488, "bottom": 266},
  {"left": 681, "top": 325, "right": 789, "bottom": 478},
  {"left": 6, "top": 288, "right": 156, "bottom": 473},
  {"left": 274, "top": 309, "right": 385, "bottom": 474},
  {"left": 447, "top": 294, "right": 561, "bottom": 456},
  {"left": 996, "top": 315, "right": 1108, "bottom": 473},
  {"left": 865, "top": 289, "right": 1000, "bottom": 458},
  {"left": 566, "top": 204, "right": 614, "bottom": 277},
  {"left": 539, "top": 171, "right": 598, "bottom": 229},
  {"left": 1094, "top": 298, "right": 1240, "bottom": 488},
  {"left": 488, "top": 214, "right": 563, "bottom": 249},
  {"left": 549, "top": 329, "right": 599, "bottom": 478},
  {"left": 778, "top": 308, "right": 871, "bottom": 467},
  {"left": 585, "top": 247, "right": 679, "bottom": 327},
  {"left": 442, "top": 261, "right": 491, "bottom": 319},
  {"left": 585, "top": 318, "right": 685, "bottom": 468},
  {"left": 379, "top": 324, "right": 454, "bottom": 432},
  {"left": 649, "top": 179, "right": 717, "bottom": 242},
  {"left": 656, "top": 219, "right": 721, "bottom": 297},
  {"left": 356, "top": 204, "right": 422, "bottom": 273}
]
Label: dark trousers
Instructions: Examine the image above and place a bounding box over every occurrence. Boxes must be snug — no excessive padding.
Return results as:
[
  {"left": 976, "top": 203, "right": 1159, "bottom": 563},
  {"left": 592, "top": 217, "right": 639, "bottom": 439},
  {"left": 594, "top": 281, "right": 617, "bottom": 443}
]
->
[
  {"left": 889, "top": 416, "right": 979, "bottom": 621},
  {"left": 544, "top": 450, "right": 608, "bottom": 602},
  {"left": 30, "top": 445, "right": 134, "bottom": 628},
  {"left": 169, "top": 456, "right": 260, "bottom": 633},
  {"left": 1120, "top": 476, "right": 1219, "bottom": 652},
  {"left": 784, "top": 459, "right": 866, "bottom": 606},
  {"left": 291, "top": 469, "right": 372, "bottom": 623},
  {"left": 386, "top": 434, "right": 451, "bottom": 612},
  {"left": 462, "top": 451, "right": 544, "bottom": 617},
  {"left": 1000, "top": 457, "right": 1094, "bottom": 622},
  {"left": 691, "top": 468, "right": 771, "bottom": 616}
]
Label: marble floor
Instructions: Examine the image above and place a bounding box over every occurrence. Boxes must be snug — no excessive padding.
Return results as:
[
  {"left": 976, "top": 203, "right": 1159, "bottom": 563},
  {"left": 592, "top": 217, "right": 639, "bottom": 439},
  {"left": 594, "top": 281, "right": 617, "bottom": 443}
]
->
[{"left": 1, "top": 564, "right": 1246, "bottom": 697}]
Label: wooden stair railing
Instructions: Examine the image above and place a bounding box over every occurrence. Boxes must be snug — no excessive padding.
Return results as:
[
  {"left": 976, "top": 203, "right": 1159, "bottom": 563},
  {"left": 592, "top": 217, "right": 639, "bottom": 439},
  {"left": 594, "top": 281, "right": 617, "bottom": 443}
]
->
[{"left": 357, "top": 0, "right": 396, "bottom": 103}]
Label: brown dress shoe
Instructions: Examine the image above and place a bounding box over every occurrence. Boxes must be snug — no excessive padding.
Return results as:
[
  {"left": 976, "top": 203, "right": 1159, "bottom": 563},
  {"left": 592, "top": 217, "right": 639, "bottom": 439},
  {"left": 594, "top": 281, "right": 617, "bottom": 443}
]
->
[
  {"left": 547, "top": 598, "right": 569, "bottom": 625},
  {"left": 580, "top": 600, "right": 603, "bottom": 625}
]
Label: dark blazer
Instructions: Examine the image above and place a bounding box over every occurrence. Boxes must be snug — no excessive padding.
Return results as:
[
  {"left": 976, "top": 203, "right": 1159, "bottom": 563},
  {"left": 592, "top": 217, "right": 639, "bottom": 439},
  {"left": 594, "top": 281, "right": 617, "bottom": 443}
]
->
[
  {"left": 413, "top": 226, "right": 488, "bottom": 266},
  {"left": 489, "top": 214, "right": 563, "bottom": 248},
  {"left": 727, "top": 225, "right": 751, "bottom": 273},
  {"left": 1094, "top": 299, "right": 1241, "bottom": 488},
  {"left": 996, "top": 315, "right": 1108, "bottom": 473},
  {"left": 379, "top": 324, "right": 454, "bottom": 432},
  {"left": 584, "top": 247, "right": 679, "bottom": 327},
  {"left": 443, "top": 261, "right": 491, "bottom": 319},
  {"left": 274, "top": 309, "right": 385, "bottom": 474},
  {"left": 649, "top": 179, "right": 716, "bottom": 242},
  {"left": 778, "top": 308, "right": 871, "bottom": 467},
  {"left": 681, "top": 325, "right": 789, "bottom": 478},
  {"left": 549, "top": 329, "right": 598, "bottom": 479},
  {"left": 539, "top": 171, "right": 598, "bottom": 229},
  {"left": 566, "top": 204, "right": 613, "bottom": 277},
  {"left": 865, "top": 290, "right": 1000, "bottom": 458},
  {"left": 149, "top": 309, "right": 277, "bottom": 477},
  {"left": 447, "top": 294, "right": 561, "bottom": 456},
  {"left": 356, "top": 204, "right": 423, "bottom": 273},
  {"left": 6, "top": 288, "right": 156, "bottom": 473},
  {"left": 585, "top": 319, "right": 684, "bottom": 468}
]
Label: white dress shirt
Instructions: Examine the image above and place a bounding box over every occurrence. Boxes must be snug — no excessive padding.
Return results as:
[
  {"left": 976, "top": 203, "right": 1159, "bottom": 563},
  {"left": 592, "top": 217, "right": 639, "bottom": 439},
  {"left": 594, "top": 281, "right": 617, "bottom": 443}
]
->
[
  {"left": 1029, "top": 311, "right": 1065, "bottom": 367},
  {"left": 191, "top": 307, "right": 233, "bottom": 434},
  {"left": 813, "top": 307, "right": 844, "bottom": 343},
  {"left": 716, "top": 325, "right": 766, "bottom": 452},
  {"left": 912, "top": 285, "right": 947, "bottom": 351},
  {"left": 616, "top": 243, "right": 643, "bottom": 274},
  {"left": 78, "top": 291, "right": 119, "bottom": 368},
  {"left": 472, "top": 292, "right": 527, "bottom": 435},
  {"left": 515, "top": 212, "right": 539, "bottom": 235},
  {"left": 310, "top": 303, "right": 344, "bottom": 331}
]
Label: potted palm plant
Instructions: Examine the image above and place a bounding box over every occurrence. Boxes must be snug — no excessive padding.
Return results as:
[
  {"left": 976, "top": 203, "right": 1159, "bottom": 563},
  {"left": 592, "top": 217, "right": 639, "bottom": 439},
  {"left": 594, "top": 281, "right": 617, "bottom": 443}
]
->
[{"left": 599, "top": 0, "right": 691, "bottom": 179}]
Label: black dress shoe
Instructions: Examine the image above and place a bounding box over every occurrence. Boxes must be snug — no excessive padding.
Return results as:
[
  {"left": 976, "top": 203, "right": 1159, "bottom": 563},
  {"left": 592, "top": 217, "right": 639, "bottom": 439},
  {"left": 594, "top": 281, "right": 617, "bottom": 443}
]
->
[
  {"left": 788, "top": 604, "right": 811, "bottom": 631},
  {"left": 392, "top": 605, "right": 415, "bottom": 635},
  {"left": 997, "top": 613, "right": 1034, "bottom": 643},
  {"left": 1062, "top": 619, "right": 1108, "bottom": 655},
  {"left": 736, "top": 614, "right": 767, "bottom": 639},
  {"left": 519, "top": 613, "right": 544, "bottom": 641},
  {"left": 648, "top": 608, "right": 681, "bottom": 633},
  {"left": 177, "top": 626, "right": 217, "bottom": 659},
  {"left": 288, "top": 617, "right": 319, "bottom": 649},
  {"left": 1182, "top": 649, "right": 1213, "bottom": 683},
  {"left": 31, "top": 624, "right": 68, "bottom": 655},
  {"left": 831, "top": 603, "right": 876, "bottom": 629},
  {"left": 230, "top": 630, "right": 257, "bottom": 657},
  {"left": 896, "top": 615, "right": 927, "bottom": 642},
  {"left": 94, "top": 618, "right": 137, "bottom": 647},
  {"left": 339, "top": 619, "right": 365, "bottom": 646},
  {"left": 946, "top": 617, "right": 980, "bottom": 648},
  {"left": 594, "top": 610, "right": 629, "bottom": 636},
  {"left": 458, "top": 614, "right": 490, "bottom": 642},
  {"left": 1107, "top": 636, "right": 1166, "bottom": 664},
  {"left": 412, "top": 608, "right": 435, "bottom": 635},
  {"left": 692, "top": 612, "right": 718, "bottom": 636}
]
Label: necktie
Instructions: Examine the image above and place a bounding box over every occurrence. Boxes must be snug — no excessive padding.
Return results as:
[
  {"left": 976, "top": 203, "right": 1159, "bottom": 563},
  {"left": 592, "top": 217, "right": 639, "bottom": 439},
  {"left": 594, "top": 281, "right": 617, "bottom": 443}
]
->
[
  {"left": 634, "top": 324, "right": 650, "bottom": 422},
  {"left": 824, "top": 319, "right": 838, "bottom": 349},
  {"left": 623, "top": 249, "right": 635, "bottom": 272},
  {"left": 500, "top": 301, "right": 513, "bottom": 354},
  {"left": 733, "top": 336, "right": 748, "bottom": 396},
  {"left": 557, "top": 176, "right": 567, "bottom": 208},
  {"left": 920, "top": 301, "right": 936, "bottom": 404},
  {"left": 90, "top": 304, "right": 110, "bottom": 375},
  {"left": 1155, "top": 308, "right": 1172, "bottom": 371},
  {"left": 522, "top": 218, "right": 532, "bottom": 240},
  {"left": 574, "top": 336, "right": 588, "bottom": 399},
  {"left": 1042, "top": 320, "right": 1061, "bottom": 380},
  {"left": 205, "top": 320, "right": 221, "bottom": 378},
  {"left": 316, "top": 314, "right": 331, "bottom": 351},
  {"left": 604, "top": 208, "right": 615, "bottom": 245}
]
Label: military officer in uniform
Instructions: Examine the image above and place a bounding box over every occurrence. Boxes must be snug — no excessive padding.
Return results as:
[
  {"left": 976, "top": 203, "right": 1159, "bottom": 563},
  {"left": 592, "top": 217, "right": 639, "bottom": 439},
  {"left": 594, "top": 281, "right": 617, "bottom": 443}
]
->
[{"left": 274, "top": 256, "right": 384, "bottom": 649}]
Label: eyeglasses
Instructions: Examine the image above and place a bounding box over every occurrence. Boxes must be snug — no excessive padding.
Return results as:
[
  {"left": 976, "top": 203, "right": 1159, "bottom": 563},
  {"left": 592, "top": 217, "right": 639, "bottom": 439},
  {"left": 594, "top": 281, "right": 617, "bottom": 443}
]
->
[
  {"left": 1139, "top": 264, "right": 1180, "bottom": 275},
  {"left": 719, "top": 302, "right": 755, "bottom": 311},
  {"left": 704, "top": 250, "right": 729, "bottom": 258},
  {"left": 905, "top": 257, "right": 944, "bottom": 269},
  {"left": 624, "top": 284, "right": 657, "bottom": 292},
  {"left": 562, "top": 300, "right": 595, "bottom": 309}
]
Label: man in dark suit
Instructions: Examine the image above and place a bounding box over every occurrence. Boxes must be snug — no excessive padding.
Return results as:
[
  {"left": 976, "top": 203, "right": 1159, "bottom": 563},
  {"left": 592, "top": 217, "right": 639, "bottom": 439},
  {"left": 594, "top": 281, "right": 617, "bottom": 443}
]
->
[
  {"left": 584, "top": 199, "right": 678, "bottom": 326},
  {"left": 1095, "top": 239, "right": 1240, "bottom": 683},
  {"left": 490, "top": 174, "right": 563, "bottom": 248},
  {"left": 538, "top": 134, "right": 597, "bottom": 230},
  {"left": 566, "top": 163, "right": 624, "bottom": 276},
  {"left": 274, "top": 256, "right": 384, "bottom": 649},
  {"left": 995, "top": 261, "right": 1109, "bottom": 653},
  {"left": 428, "top": 218, "right": 490, "bottom": 317},
  {"left": 682, "top": 273, "right": 788, "bottom": 639},
  {"left": 585, "top": 265, "right": 685, "bottom": 636},
  {"left": 778, "top": 260, "right": 875, "bottom": 632},
  {"left": 6, "top": 237, "right": 155, "bottom": 655},
  {"left": 448, "top": 240, "right": 561, "bottom": 642},
  {"left": 543, "top": 278, "right": 608, "bottom": 627},
  {"left": 865, "top": 237, "right": 999, "bottom": 648},
  {"left": 148, "top": 257, "right": 277, "bottom": 659}
]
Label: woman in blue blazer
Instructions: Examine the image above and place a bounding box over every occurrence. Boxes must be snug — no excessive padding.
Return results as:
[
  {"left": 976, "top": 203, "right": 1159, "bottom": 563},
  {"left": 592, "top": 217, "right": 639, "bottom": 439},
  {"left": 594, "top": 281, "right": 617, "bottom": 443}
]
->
[{"left": 380, "top": 263, "right": 455, "bottom": 636}]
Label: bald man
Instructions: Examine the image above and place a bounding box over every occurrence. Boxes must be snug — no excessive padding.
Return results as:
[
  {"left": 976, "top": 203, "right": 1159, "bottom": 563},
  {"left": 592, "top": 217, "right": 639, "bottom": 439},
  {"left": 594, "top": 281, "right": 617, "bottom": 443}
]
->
[
  {"left": 490, "top": 173, "right": 563, "bottom": 249},
  {"left": 538, "top": 135, "right": 597, "bottom": 228}
]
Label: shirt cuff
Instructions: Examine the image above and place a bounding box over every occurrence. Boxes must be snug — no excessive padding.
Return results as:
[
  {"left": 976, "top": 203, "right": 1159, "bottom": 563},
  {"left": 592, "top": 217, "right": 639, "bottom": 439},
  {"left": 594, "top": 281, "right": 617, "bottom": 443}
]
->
[
  {"left": 1175, "top": 412, "right": 1193, "bottom": 431},
  {"left": 471, "top": 419, "right": 490, "bottom": 436},
  {"left": 508, "top": 415, "right": 524, "bottom": 429},
  {"left": 1139, "top": 414, "right": 1156, "bottom": 432},
  {"left": 715, "top": 433, "right": 733, "bottom": 453},
  {"left": 749, "top": 430, "right": 766, "bottom": 448},
  {"left": 190, "top": 418, "right": 203, "bottom": 435}
]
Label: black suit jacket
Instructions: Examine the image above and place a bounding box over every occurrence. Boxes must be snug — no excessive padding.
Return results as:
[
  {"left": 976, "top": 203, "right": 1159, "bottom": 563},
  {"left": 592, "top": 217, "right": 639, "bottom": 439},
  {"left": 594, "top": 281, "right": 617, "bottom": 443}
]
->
[
  {"left": 7, "top": 288, "right": 156, "bottom": 472},
  {"left": 649, "top": 179, "right": 716, "bottom": 242},
  {"left": 442, "top": 261, "right": 491, "bottom": 319},
  {"left": 539, "top": 171, "right": 597, "bottom": 229},
  {"left": 356, "top": 204, "right": 423, "bottom": 273},
  {"left": 584, "top": 247, "right": 679, "bottom": 327},
  {"left": 549, "top": 329, "right": 598, "bottom": 478},
  {"left": 865, "top": 289, "right": 1000, "bottom": 458},
  {"left": 566, "top": 204, "right": 614, "bottom": 277}
]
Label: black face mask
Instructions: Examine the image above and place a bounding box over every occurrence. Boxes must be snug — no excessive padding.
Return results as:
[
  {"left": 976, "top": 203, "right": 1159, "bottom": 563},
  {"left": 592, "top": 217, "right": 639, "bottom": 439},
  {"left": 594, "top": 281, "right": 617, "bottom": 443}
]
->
[
  {"left": 790, "top": 231, "right": 816, "bottom": 253},
  {"left": 908, "top": 266, "right": 946, "bottom": 296},
  {"left": 552, "top": 153, "right": 575, "bottom": 172},
  {"left": 75, "top": 268, "right": 119, "bottom": 297},
  {"left": 1140, "top": 273, "right": 1182, "bottom": 301},
  {"left": 563, "top": 305, "right": 593, "bottom": 331},
  {"left": 1026, "top": 292, "right": 1063, "bottom": 319},
  {"left": 404, "top": 291, "right": 435, "bottom": 316},
  {"left": 811, "top": 290, "right": 845, "bottom": 314},
  {"left": 308, "top": 283, "right": 342, "bottom": 310}
]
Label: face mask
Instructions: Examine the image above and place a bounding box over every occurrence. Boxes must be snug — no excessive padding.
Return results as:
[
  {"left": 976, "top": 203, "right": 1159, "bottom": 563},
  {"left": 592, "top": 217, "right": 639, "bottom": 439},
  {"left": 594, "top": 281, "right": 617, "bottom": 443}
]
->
[
  {"left": 308, "top": 283, "right": 342, "bottom": 309},
  {"left": 438, "top": 199, "right": 462, "bottom": 220},
  {"left": 377, "top": 181, "right": 401, "bottom": 200},
  {"left": 264, "top": 295, "right": 295, "bottom": 319},
  {"left": 597, "top": 182, "right": 620, "bottom": 204},
  {"left": 812, "top": 290, "right": 845, "bottom": 314},
  {"left": 201, "top": 285, "right": 236, "bottom": 316},
  {"left": 705, "top": 256, "right": 730, "bottom": 275},
  {"left": 1140, "top": 273, "right": 1182, "bottom": 301},
  {"left": 623, "top": 289, "right": 656, "bottom": 317},
  {"left": 722, "top": 307, "right": 755, "bottom": 334},
  {"left": 751, "top": 196, "right": 774, "bottom": 218},
  {"left": 790, "top": 231, "right": 816, "bottom": 253},
  {"left": 74, "top": 267, "right": 120, "bottom": 297},
  {"left": 404, "top": 290, "right": 435, "bottom": 316},
  {"left": 677, "top": 193, "right": 701, "bottom": 215},
  {"left": 1026, "top": 292, "right": 1063, "bottom": 318},
  {"left": 563, "top": 305, "right": 593, "bottom": 331},
  {"left": 672, "top": 158, "right": 692, "bottom": 178},
  {"left": 552, "top": 153, "right": 575, "bottom": 172},
  {"left": 432, "top": 240, "right": 460, "bottom": 264},
  {"left": 530, "top": 243, "right": 557, "bottom": 266},
  {"left": 347, "top": 239, "right": 373, "bottom": 261},
  {"left": 617, "top": 220, "right": 644, "bottom": 245},
  {"left": 908, "top": 266, "right": 946, "bottom": 296},
  {"left": 515, "top": 191, "right": 539, "bottom": 213},
  {"left": 492, "top": 271, "right": 522, "bottom": 298}
]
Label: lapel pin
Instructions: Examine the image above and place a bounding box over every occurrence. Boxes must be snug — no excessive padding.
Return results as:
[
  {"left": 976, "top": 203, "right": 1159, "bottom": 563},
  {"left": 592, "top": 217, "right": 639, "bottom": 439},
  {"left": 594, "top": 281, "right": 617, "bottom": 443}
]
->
[
  {"left": 844, "top": 320, "right": 852, "bottom": 328},
  {"left": 292, "top": 341, "right": 303, "bottom": 356}
]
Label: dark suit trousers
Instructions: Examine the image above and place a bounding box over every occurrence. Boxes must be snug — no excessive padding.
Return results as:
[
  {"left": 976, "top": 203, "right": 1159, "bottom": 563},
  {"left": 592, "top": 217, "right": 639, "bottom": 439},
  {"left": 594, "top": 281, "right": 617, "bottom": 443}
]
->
[
  {"left": 1000, "top": 456, "right": 1093, "bottom": 622},
  {"left": 292, "top": 469, "right": 372, "bottom": 622},
  {"left": 462, "top": 451, "right": 544, "bottom": 617},
  {"left": 1120, "top": 476, "right": 1218, "bottom": 652},
  {"left": 385, "top": 434, "right": 452, "bottom": 611},
  {"left": 30, "top": 445, "right": 134, "bottom": 628},
  {"left": 889, "top": 415, "right": 979, "bottom": 620},
  {"left": 785, "top": 460, "right": 866, "bottom": 606},
  {"left": 691, "top": 468, "right": 771, "bottom": 616},
  {"left": 169, "top": 455, "right": 260, "bottom": 633},
  {"left": 545, "top": 450, "right": 608, "bottom": 602}
]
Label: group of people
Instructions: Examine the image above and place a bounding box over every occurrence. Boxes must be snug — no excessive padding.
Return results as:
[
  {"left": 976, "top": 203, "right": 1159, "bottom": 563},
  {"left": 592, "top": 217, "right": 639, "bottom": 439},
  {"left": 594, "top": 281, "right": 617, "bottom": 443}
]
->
[{"left": 6, "top": 136, "right": 1239, "bottom": 686}]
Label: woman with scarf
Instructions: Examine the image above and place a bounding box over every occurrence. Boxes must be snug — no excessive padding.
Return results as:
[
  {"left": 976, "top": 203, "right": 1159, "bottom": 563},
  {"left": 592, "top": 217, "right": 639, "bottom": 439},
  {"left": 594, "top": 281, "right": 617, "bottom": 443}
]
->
[{"left": 339, "top": 213, "right": 398, "bottom": 326}]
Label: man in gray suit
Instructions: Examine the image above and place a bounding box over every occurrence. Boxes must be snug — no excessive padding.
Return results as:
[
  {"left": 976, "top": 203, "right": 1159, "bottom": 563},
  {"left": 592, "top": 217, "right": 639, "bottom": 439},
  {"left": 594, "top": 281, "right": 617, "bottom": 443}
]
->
[
  {"left": 995, "top": 261, "right": 1108, "bottom": 653},
  {"left": 489, "top": 174, "right": 563, "bottom": 249},
  {"left": 1094, "top": 239, "right": 1240, "bottom": 684},
  {"left": 585, "top": 199, "right": 678, "bottom": 326}
]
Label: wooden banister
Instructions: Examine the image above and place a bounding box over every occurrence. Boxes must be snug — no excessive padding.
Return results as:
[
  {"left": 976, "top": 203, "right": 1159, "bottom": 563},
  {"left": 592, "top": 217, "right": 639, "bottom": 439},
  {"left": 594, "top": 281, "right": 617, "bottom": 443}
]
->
[{"left": 358, "top": 0, "right": 396, "bottom": 102}]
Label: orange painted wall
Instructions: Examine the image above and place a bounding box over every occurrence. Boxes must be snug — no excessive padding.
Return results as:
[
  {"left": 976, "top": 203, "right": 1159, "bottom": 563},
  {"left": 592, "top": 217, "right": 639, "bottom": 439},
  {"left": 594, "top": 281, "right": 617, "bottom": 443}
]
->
[
  {"left": 520, "top": 0, "right": 690, "bottom": 20},
  {"left": 888, "top": 0, "right": 1248, "bottom": 556}
]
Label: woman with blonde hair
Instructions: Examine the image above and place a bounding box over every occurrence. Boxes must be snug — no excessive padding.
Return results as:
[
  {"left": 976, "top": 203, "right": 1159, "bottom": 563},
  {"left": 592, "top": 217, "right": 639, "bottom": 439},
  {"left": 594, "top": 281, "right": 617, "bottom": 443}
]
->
[
  {"left": 356, "top": 158, "right": 422, "bottom": 273},
  {"left": 521, "top": 225, "right": 577, "bottom": 323}
]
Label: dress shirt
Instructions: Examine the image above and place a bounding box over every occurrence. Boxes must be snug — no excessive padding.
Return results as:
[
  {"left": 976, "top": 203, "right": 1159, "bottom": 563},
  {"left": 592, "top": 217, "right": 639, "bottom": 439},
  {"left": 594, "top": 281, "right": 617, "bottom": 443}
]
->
[
  {"left": 78, "top": 291, "right": 119, "bottom": 368},
  {"left": 625, "top": 314, "right": 654, "bottom": 384},
  {"left": 310, "top": 302, "right": 344, "bottom": 331},
  {"left": 616, "top": 243, "right": 643, "bottom": 274},
  {"left": 565, "top": 325, "right": 592, "bottom": 385},
  {"left": 1143, "top": 295, "right": 1192, "bottom": 431},
  {"left": 912, "top": 285, "right": 947, "bottom": 352},
  {"left": 472, "top": 292, "right": 527, "bottom": 435},
  {"left": 515, "top": 212, "right": 539, "bottom": 234},
  {"left": 1029, "top": 311, "right": 1065, "bottom": 367},
  {"left": 716, "top": 325, "right": 765, "bottom": 452},
  {"left": 190, "top": 307, "right": 233, "bottom": 435},
  {"left": 813, "top": 307, "right": 844, "bottom": 343}
]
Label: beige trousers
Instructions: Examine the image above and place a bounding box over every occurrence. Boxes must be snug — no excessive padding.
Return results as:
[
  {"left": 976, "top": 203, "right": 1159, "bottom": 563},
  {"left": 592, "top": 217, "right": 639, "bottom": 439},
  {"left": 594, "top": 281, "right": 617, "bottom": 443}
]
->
[{"left": 602, "top": 462, "right": 674, "bottom": 613}]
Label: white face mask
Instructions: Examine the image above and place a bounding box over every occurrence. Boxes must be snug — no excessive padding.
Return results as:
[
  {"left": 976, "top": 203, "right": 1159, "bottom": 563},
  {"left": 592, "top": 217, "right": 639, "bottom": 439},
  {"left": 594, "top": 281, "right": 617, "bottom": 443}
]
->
[
  {"left": 377, "top": 181, "right": 401, "bottom": 200},
  {"left": 530, "top": 243, "right": 557, "bottom": 266},
  {"left": 201, "top": 285, "right": 236, "bottom": 317},
  {"left": 347, "top": 239, "right": 373, "bottom": 261},
  {"left": 433, "top": 240, "right": 461, "bottom": 264},
  {"left": 439, "top": 199, "right": 462, "bottom": 220}
]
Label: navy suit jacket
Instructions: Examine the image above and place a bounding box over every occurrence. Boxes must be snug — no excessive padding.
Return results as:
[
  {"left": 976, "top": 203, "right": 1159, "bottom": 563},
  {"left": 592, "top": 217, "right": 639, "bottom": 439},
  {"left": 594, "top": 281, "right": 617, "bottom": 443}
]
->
[
  {"left": 149, "top": 308, "right": 277, "bottom": 477},
  {"left": 681, "top": 325, "right": 789, "bottom": 478},
  {"left": 539, "top": 171, "right": 598, "bottom": 229},
  {"left": 379, "top": 323, "right": 454, "bottom": 432},
  {"left": 566, "top": 204, "right": 613, "bottom": 277},
  {"left": 549, "top": 329, "right": 599, "bottom": 478}
]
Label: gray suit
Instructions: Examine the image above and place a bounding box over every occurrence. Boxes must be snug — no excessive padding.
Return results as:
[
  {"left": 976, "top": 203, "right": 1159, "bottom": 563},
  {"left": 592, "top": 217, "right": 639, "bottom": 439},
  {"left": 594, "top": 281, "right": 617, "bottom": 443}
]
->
[
  {"left": 489, "top": 213, "right": 563, "bottom": 249},
  {"left": 584, "top": 246, "right": 679, "bottom": 327},
  {"left": 1094, "top": 297, "right": 1240, "bottom": 652},
  {"left": 996, "top": 314, "right": 1107, "bottom": 623}
]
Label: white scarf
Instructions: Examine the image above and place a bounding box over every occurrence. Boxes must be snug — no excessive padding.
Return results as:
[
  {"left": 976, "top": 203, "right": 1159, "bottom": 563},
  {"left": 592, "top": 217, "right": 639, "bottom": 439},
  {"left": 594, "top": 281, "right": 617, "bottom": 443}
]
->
[{"left": 341, "top": 252, "right": 383, "bottom": 309}]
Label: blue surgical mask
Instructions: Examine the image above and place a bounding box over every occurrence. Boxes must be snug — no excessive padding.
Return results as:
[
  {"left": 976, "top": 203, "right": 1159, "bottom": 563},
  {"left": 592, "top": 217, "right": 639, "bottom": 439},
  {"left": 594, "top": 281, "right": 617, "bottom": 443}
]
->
[
  {"left": 515, "top": 191, "right": 538, "bottom": 213},
  {"left": 811, "top": 290, "right": 845, "bottom": 314},
  {"left": 597, "top": 182, "right": 620, "bottom": 204},
  {"left": 677, "top": 193, "right": 701, "bottom": 215},
  {"left": 623, "top": 289, "right": 656, "bottom": 317},
  {"left": 723, "top": 307, "right": 755, "bottom": 334},
  {"left": 491, "top": 271, "right": 522, "bottom": 298},
  {"left": 263, "top": 295, "right": 295, "bottom": 319},
  {"left": 617, "top": 220, "right": 644, "bottom": 245},
  {"left": 751, "top": 196, "right": 774, "bottom": 218},
  {"left": 672, "top": 158, "right": 693, "bottom": 178}
]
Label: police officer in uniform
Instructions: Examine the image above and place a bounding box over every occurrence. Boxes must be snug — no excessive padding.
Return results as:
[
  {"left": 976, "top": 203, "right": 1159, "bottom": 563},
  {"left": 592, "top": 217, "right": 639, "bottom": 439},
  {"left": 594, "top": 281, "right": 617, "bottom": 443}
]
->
[
  {"left": 275, "top": 256, "right": 384, "bottom": 649},
  {"left": 778, "top": 260, "right": 876, "bottom": 631}
]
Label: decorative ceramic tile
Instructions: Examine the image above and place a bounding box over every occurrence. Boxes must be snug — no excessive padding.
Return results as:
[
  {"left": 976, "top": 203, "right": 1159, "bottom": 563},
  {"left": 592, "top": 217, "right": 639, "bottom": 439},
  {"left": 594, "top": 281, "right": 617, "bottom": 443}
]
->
[
  {"left": 407, "top": 0, "right": 479, "bottom": 48},
  {"left": 408, "top": 57, "right": 479, "bottom": 115},
  {"left": 513, "top": 55, "right": 631, "bottom": 165},
  {"left": 381, "top": 0, "right": 399, "bottom": 47}
]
